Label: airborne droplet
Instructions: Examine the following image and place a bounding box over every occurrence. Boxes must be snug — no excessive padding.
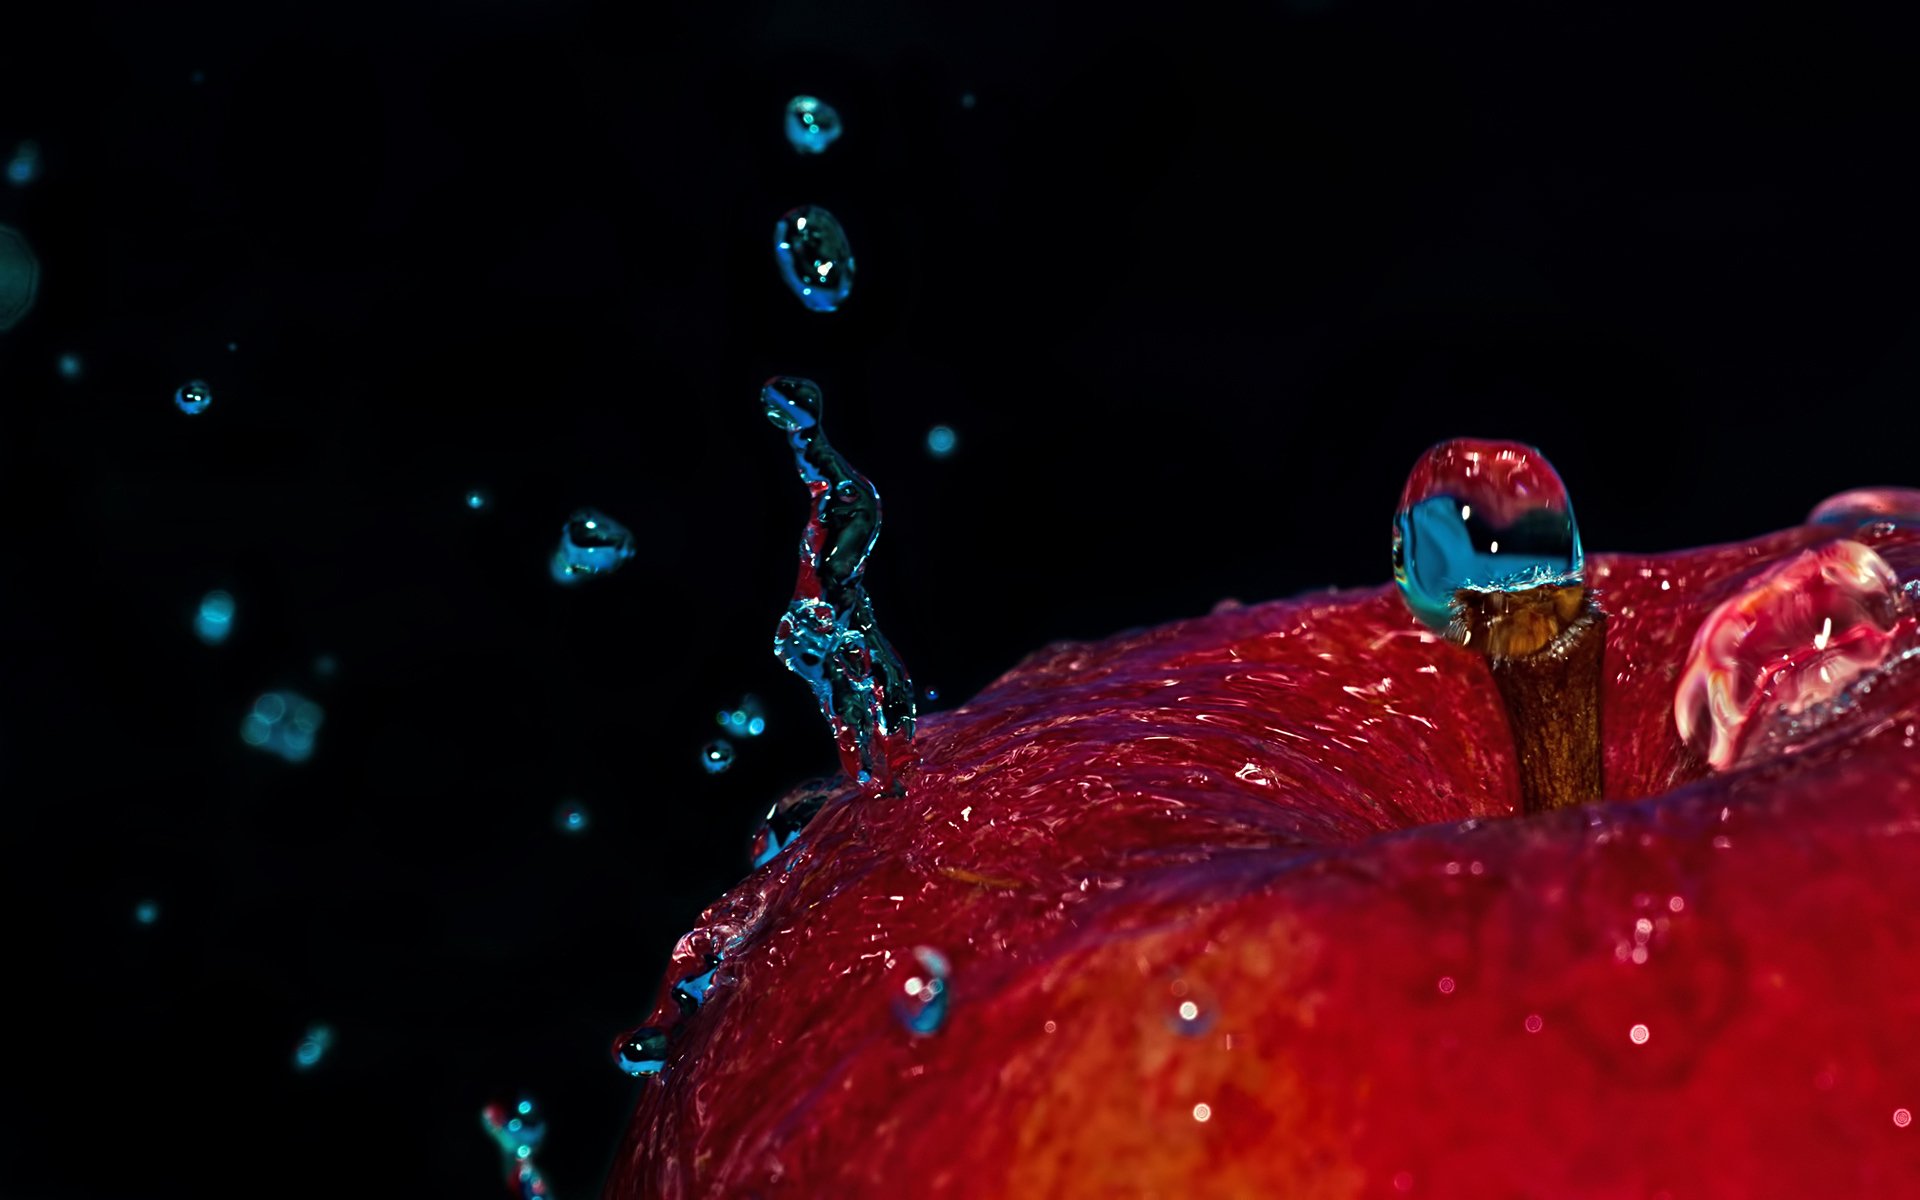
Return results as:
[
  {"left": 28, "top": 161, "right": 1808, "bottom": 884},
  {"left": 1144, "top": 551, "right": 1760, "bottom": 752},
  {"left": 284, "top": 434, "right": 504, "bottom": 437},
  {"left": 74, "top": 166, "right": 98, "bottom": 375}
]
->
[
  {"left": 773, "top": 205, "right": 855, "bottom": 312},
  {"left": 5, "top": 140, "right": 39, "bottom": 187},
  {"left": 174, "top": 379, "right": 213, "bottom": 415},
  {"left": 784, "top": 95, "right": 843, "bottom": 155},
  {"left": 1392, "top": 439, "right": 1583, "bottom": 634},
  {"left": 716, "top": 694, "right": 767, "bottom": 737},
  {"left": 553, "top": 800, "right": 590, "bottom": 834},
  {"left": 241, "top": 691, "right": 325, "bottom": 764},
  {"left": 700, "top": 739, "right": 736, "bottom": 774},
  {"left": 550, "top": 507, "right": 636, "bottom": 583},
  {"left": 893, "top": 945, "right": 952, "bottom": 1035},
  {"left": 0, "top": 225, "right": 41, "bottom": 332},
  {"left": 293, "top": 1023, "right": 333, "bottom": 1070},
  {"left": 195, "top": 590, "right": 236, "bottom": 645}
]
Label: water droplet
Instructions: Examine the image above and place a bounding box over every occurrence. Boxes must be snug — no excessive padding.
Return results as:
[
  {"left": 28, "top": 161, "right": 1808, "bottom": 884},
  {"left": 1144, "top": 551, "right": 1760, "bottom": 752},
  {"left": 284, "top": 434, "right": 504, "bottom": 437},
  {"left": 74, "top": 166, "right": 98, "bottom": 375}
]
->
[
  {"left": 773, "top": 205, "right": 855, "bottom": 312},
  {"left": 612, "top": 1025, "right": 670, "bottom": 1076},
  {"left": 481, "top": 1096, "right": 548, "bottom": 1159},
  {"left": 550, "top": 507, "right": 635, "bottom": 583},
  {"left": 240, "top": 691, "right": 325, "bottom": 764},
  {"left": 700, "top": 739, "right": 735, "bottom": 774},
  {"left": 293, "top": 1023, "right": 333, "bottom": 1070},
  {"left": 1164, "top": 974, "right": 1218, "bottom": 1036},
  {"left": 893, "top": 945, "right": 951, "bottom": 1035},
  {"left": 313, "top": 654, "right": 339, "bottom": 678},
  {"left": 133, "top": 900, "right": 160, "bottom": 926},
  {"left": 554, "top": 800, "right": 590, "bottom": 834},
  {"left": 1191, "top": 1102, "right": 1213, "bottom": 1123},
  {"left": 717, "top": 693, "right": 767, "bottom": 737},
  {"left": 784, "top": 95, "right": 843, "bottom": 154},
  {"left": 195, "top": 590, "right": 236, "bottom": 645},
  {"left": 960, "top": 92, "right": 977, "bottom": 109},
  {"left": 1629, "top": 1022, "right": 1651, "bottom": 1045},
  {"left": 1808, "top": 487, "right": 1920, "bottom": 530},
  {"left": 0, "top": 225, "right": 42, "bottom": 332},
  {"left": 1675, "top": 539, "right": 1909, "bottom": 770},
  {"left": 1897, "top": 1108, "right": 1914, "bottom": 1129},
  {"left": 1392, "top": 439, "right": 1583, "bottom": 634},
  {"left": 926, "top": 425, "right": 958, "bottom": 459},
  {"left": 748, "top": 787, "right": 828, "bottom": 868},
  {"left": 762, "top": 378, "right": 917, "bottom": 793},
  {"left": 671, "top": 960, "right": 721, "bottom": 1013},
  {"left": 174, "top": 379, "right": 213, "bottom": 415},
  {"left": 57, "top": 353, "right": 81, "bottom": 379},
  {"left": 5, "top": 140, "right": 39, "bottom": 187},
  {"left": 465, "top": 489, "right": 490, "bottom": 512}
]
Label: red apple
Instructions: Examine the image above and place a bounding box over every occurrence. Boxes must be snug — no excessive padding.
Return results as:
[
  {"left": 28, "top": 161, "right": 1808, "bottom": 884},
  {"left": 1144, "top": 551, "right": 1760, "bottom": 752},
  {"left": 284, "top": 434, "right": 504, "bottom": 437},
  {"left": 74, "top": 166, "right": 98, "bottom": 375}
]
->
[{"left": 605, "top": 489, "right": 1920, "bottom": 1198}]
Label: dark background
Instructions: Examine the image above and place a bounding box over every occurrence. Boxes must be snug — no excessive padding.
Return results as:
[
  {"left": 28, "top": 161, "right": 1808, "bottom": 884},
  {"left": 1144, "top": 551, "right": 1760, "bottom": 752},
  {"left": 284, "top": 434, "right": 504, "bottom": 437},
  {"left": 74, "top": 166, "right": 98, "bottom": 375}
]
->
[{"left": 5, "top": 1, "right": 1917, "bottom": 1195}]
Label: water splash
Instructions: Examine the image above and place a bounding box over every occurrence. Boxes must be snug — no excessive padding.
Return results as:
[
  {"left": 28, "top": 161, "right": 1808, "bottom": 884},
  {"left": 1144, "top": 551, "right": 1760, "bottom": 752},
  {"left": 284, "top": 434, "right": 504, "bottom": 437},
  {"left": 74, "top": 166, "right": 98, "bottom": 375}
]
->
[
  {"left": 550, "top": 508, "right": 635, "bottom": 583},
  {"left": 481, "top": 1097, "right": 553, "bottom": 1198},
  {"left": 1392, "top": 439, "right": 1583, "bottom": 633},
  {"left": 700, "top": 739, "right": 735, "bottom": 774},
  {"left": 0, "top": 225, "right": 41, "bottom": 332},
  {"left": 292, "top": 1023, "right": 333, "bottom": 1070},
  {"left": 611, "top": 1025, "right": 671, "bottom": 1077},
  {"left": 174, "top": 379, "right": 213, "bottom": 415},
  {"left": 892, "top": 946, "right": 951, "bottom": 1035},
  {"left": 553, "top": 800, "right": 590, "bottom": 834},
  {"left": 784, "top": 96, "right": 843, "bottom": 155},
  {"left": 195, "top": 590, "right": 236, "bottom": 645},
  {"left": 772, "top": 206, "right": 855, "bottom": 312},
  {"left": 240, "top": 691, "right": 325, "bottom": 764},
  {"left": 1675, "top": 539, "right": 1911, "bottom": 770},
  {"left": 716, "top": 694, "right": 767, "bottom": 737},
  {"left": 761, "top": 376, "right": 916, "bottom": 793},
  {"left": 5, "top": 140, "right": 38, "bottom": 187},
  {"left": 748, "top": 786, "right": 828, "bottom": 869}
]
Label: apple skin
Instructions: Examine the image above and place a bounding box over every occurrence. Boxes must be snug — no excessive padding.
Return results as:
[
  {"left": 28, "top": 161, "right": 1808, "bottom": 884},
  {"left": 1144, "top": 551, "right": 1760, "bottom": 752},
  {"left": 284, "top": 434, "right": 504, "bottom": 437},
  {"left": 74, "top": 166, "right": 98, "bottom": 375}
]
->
[{"left": 606, "top": 517, "right": 1920, "bottom": 1198}]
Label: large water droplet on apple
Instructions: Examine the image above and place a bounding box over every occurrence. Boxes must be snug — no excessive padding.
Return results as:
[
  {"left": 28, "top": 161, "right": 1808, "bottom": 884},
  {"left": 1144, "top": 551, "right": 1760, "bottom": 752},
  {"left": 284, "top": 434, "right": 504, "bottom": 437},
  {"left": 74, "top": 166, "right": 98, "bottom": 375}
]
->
[
  {"left": 762, "top": 377, "right": 916, "bottom": 794},
  {"left": 749, "top": 785, "right": 829, "bottom": 869},
  {"left": 1674, "top": 538, "right": 1912, "bottom": 771},
  {"left": 612, "top": 1026, "right": 671, "bottom": 1076},
  {"left": 892, "top": 945, "right": 951, "bottom": 1035},
  {"left": 1808, "top": 487, "right": 1920, "bottom": 530},
  {"left": 1392, "top": 439, "right": 1584, "bottom": 633},
  {"left": 773, "top": 205, "right": 854, "bottom": 312}
]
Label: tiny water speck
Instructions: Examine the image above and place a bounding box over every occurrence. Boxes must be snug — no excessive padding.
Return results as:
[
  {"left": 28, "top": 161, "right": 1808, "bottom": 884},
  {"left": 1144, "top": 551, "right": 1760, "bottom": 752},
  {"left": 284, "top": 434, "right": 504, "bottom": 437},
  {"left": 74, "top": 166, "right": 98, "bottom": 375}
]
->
[
  {"left": 195, "top": 590, "right": 236, "bottom": 645},
  {"left": 551, "top": 507, "right": 637, "bottom": 583},
  {"left": 57, "top": 353, "right": 82, "bottom": 379},
  {"left": 465, "top": 489, "right": 490, "bottom": 512},
  {"left": 133, "top": 900, "right": 160, "bottom": 926},
  {"left": 6, "top": 140, "right": 39, "bottom": 187},
  {"left": 784, "top": 95, "right": 843, "bottom": 155},
  {"left": 174, "top": 379, "right": 213, "bottom": 416},
  {"left": 926, "top": 425, "right": 957, "bottom": 458},
  {"left": 700, "top": 739, "right": 735, "bottom": 774},
  {"left": 293, "top": 1023, "right": 333, "bottom": 1070},
  {"left": 554, "top": 800, "right": 590, "bottom": 834}
]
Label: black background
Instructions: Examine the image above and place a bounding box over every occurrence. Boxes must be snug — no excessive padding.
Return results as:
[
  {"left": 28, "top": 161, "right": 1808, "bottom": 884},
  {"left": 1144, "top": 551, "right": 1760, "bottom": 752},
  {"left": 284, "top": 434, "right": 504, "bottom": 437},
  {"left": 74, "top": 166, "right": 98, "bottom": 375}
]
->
[{"left": 5, "top": 1, "right": 1918, "bottom": 1196}]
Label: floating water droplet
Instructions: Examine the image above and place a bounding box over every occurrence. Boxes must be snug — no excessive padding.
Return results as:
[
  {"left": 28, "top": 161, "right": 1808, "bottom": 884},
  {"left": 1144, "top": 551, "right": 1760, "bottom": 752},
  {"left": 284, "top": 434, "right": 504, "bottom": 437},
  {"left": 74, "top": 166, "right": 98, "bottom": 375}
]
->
[
  {"left": 174, "top": 379, "right": 213, "bottom": 415},
  {"left": 762, "top": 378, "right": 917, "bottom": 793},
  {"left": 0, "top": 225, "right": 41, "bottom": 333},
  {"left": 1164, "top": 974, "right": 1218, "bottom": 1036},
  {"left": 1675, "top": 538, "right": 1910, "bottom": 771},
  {"left": 784, "top": 95, "right": 843, "bottom": 155},
  {"left": 313, "top": 654, "right": 339, "bottom": 678},
  {"left": 716, "top": 694, "right": 767, "bottom": 737},
  {"left": 700, "top": 739, "right": 735, "bottom": 774},
  {"left": 195, "top": 590, "right": 236, "bottom": 645},
  {"left": 133, "top": 900, "right": 160, "bottom": 926},
  {"left": 465, "top": 489, "right": 490, "bottom": 512},
  {"left": 960, "top": 92, "right": 977, "bottom": 109},
  {"left": 1392, "top": 440, "right": 1583, "bottom": 634},
  {"left": 240, "top": 691, "right": 325, "bottom": 764},
  {"left": 481, "top": 1096, "right": 548, "bottom": 1160},
  {"left": 550, "top": 507, "right": 635, "bottom": 583},
  {"left": 748, "top": 787, "right": 828, "bottom": 868},
  {"left": 293, "top": 1023, "right": 333, "bottom": 1070},
  {"left": 773, "top": 206, "right": 855, "bottom": 312},
  {"left": 5, "top": 140, "right": 39, "bottom": 187},
  {"left": 893, "top": 945, "right": 951, "bottom": 1035},
  {"left": 1809, "top": 487, "right": 1920, "bottom": 530},
  {"left": 612, "top": 1026, "right": 670, "bottom": 1076},
  {"left": 926, "top": 425, "right": 957, "bottom": 459},
  {"left": 57, "top": 353, "right": 82, "bottom": 379},
  {"left": 554, "top": 800, "right": 590, "bottom": 834}
]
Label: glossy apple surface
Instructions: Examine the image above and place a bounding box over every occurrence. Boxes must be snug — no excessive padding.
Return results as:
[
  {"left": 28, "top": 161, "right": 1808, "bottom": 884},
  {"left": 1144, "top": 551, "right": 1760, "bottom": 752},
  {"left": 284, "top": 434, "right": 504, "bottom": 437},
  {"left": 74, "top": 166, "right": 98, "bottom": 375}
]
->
[{"left": 606, "top": 513, "right": 1920, "bottom": 1198}]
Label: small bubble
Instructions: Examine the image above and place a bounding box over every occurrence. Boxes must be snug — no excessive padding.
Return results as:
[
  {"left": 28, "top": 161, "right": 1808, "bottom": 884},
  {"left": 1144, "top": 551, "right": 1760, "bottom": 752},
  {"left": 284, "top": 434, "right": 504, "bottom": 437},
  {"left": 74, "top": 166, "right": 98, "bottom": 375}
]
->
[
  {"left": 554, "top": 800, "right": 590, "bottom": 834},
  {"left": 550, "top": 507, "right": 636, "bottom": 583},
  {"left": 1437, "top": 975, "right": 1456, "bottom": 995},
  {"left": 926, "top": 425, "right": 958, "bottom": 458},
  {"left": 784, "top": 95, "right": 843, "bottom": 155},
  {"left": 1896, "top": 1108, "right": 1913, "bottom": 1129},
  {"left": 133, "top": 900, "right": 160, "bottom": 926},
  {"left": 1629, "top": 1023, "right": 1651, "bottom": 1045},
  {"left": 313, "top": 654, "right": 339, "bottom": 678},
  {"left": 465, "top": 489, "right": 490, "bottom": 512},
  {"left": 893, "top": 945, "right": 951, "bottom": 1035},
  {"left": 612, "top": 1026, "right": 670, "bottom": 1077},
  {"left": 174, "top": 379, "right": 213, "bottom": 415},
  {"left": 57, "top": 353, "right": 81, "bottom": 379},
  {"left": 1524, "top": 1013, "right": 1544, "bottom": 1033},
  {"left": 1191, "top": 1102, "right": 1212, "bottom": 1123},
  {"left": 195, "top": 590, "right": 236, "bottom": 645},
  {"left": 293, "top": 1023, "right": 333, "bottom": 1070},
  {"left": 700, "top": 739, "right": 735, "bottom": 774},
  {"left": 6, "top": 140, "right": 39, "bottom": 187}
]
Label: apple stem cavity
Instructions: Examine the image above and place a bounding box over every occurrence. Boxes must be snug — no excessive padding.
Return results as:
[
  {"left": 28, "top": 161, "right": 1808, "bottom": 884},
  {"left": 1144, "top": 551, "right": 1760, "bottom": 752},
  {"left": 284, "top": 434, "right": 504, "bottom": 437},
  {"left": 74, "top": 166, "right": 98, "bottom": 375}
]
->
[{"left": 1456, "top": 584, "right": 1606, "bottom": 813}]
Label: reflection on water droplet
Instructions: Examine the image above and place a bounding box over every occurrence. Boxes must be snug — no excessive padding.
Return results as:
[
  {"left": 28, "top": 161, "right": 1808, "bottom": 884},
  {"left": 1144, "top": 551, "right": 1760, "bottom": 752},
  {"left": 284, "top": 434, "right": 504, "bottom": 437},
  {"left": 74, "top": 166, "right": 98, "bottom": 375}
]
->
[
  {"left": 134, "top": 900, "right": 160, "bottom": 926},
  {"left": 6, "top": 140, "right": 39, "bottom": 187},
  {"left": 550, "top": 507, "right": 636, "bottom": 583},
  {"left": 701, "top": 739, "right": 735, "bottom": 774},
  {"left": 717, "top": 694, "right": 767, "bottom": 737},
  {"left": 1675, "top": 539, "right": 1909, "bottom": 770},
  {"left": 0, "top": 225, "right": 41, "bottom": 332},
  {"left": 612, "top": 1026, "right": 670, "bottom": 1076},
  {"left": 749, "top": 787, "right": 827, "bottom": 868},
  {"left": 926, "top": 425, "right": 957, "bottom": 459},
  {"left": 784, "top": 95, "right": 843, "bottom": 154},
  {"left": 1392, "top": 439, "right": 1583, "bottom": 633},
  {"left": 893, "top": 945, "right": 951, "bottom": 1035},
  {"left": 241, "top": 691, "right": 325, "bottom": 763},
  {"left": 293, "top": 1023, "right": 333, "bottom": 1070},
  {"left": 174, "top": 379, "right": 213, "bottom": 415},
  {"left": 773, "top": 205, "right": 855, "bottom": 312},
  {"left": 554, "top": 800, "right": 590, "bottom": 834},
  {"left": 195, "top": 590, "right": 236, "bottom": 645}
]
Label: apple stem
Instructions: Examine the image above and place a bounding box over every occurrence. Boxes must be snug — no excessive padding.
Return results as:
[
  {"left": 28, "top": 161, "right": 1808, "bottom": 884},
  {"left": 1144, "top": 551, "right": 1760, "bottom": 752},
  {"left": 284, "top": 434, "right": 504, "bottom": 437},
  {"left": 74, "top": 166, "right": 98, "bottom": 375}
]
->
[{"left": 1454, "top": 586, "right": 1605, "bottom": 813}]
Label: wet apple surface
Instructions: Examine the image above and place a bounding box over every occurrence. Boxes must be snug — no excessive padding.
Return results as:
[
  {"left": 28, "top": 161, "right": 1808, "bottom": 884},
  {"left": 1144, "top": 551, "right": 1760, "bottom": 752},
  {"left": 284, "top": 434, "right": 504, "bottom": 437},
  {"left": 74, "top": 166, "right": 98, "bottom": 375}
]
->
[{"left": 606, "top": 484, "right": 1920, "bottom": 1197}]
